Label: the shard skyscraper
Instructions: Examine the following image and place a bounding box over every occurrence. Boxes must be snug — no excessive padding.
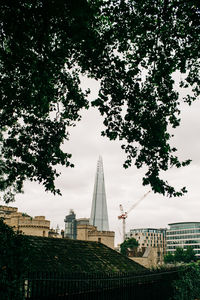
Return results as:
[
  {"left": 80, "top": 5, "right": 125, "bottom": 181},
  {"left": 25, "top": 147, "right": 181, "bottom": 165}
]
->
[{"left": 89, "top": 156, "right": 109, "bottom": 231}]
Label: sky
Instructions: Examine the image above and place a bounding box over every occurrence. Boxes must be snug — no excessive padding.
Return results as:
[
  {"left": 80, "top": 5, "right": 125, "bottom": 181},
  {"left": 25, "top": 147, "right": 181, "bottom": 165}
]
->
[{"left": 1, "top": 77, "right": 200, "bottom": 246}]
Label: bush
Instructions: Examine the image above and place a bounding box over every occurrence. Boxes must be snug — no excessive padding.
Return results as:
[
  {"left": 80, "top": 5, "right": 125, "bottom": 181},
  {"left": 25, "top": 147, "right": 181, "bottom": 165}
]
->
[
  {"left": 120, "top": 238, "right": 139, "bottom": 256},
  {"left": 164, "top": 247, "right": 196, "bottom": 264},
  {"left": 0, "top": 219, "right": 31, "bottom": 300},
  {"left": 172, "top": 264, "right": 200, "bottom": 300}
]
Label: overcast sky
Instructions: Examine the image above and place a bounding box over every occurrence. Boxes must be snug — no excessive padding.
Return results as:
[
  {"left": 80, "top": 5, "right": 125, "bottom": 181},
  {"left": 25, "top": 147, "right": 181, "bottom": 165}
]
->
[{"left": 1, "top": 77, "right": 200, "bottom": 246}]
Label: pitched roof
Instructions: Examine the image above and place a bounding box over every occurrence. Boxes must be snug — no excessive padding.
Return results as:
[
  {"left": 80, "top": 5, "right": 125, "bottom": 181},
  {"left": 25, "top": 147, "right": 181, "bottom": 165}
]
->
[{"left": 26, "top": 236, "right": 146, "bottom": 273}]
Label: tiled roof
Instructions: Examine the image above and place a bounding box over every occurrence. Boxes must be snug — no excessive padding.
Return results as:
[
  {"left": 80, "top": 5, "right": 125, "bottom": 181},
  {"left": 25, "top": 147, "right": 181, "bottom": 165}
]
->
[{"left": 26, "top": 236, "right": 146, "bottom": 273}]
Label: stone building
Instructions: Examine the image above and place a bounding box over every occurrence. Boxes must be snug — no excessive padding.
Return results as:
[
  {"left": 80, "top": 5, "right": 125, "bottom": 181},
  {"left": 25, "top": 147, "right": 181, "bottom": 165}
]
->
[
  {"left": 77, "top": 218, "right": 115, "bottom": 249},
  {"left": 0, "top": 205, "right": 50, "bottom": 237},
  {"left": 130, "top": 247, "right": 164, "bottom": 268},
  {"left": 48, "top": 227, "right": 62, "bottom": 238}
]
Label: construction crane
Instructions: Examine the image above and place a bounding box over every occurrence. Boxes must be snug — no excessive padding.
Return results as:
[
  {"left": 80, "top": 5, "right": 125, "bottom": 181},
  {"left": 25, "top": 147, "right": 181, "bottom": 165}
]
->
[{"left": 118, "top": 191, "right": 151, "bottom": 242}]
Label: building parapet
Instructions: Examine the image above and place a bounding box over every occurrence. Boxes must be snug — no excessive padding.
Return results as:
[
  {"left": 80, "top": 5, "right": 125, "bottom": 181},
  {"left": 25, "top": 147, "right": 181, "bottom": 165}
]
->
[
  {"left": 88, "top": 230, "right": 115, "bottom": 237},
  {"left": 34, "top": 216, "right": 46, "bottom": 220},
  {"left": 0, "top": 205, "right": 18, "bottom": 213},
  {"left": 19, "top": 219, "right": 50, "bottom": 227},
  {"left": 0, "top": 205, "right": 51, "bottom": 237}
]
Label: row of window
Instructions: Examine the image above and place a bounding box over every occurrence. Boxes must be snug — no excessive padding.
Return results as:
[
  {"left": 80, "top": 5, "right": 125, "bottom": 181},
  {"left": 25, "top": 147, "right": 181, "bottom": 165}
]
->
[
  {"left": 130, "top": 229, "right": 165, "bottom": 234},
  {"left": 138, "top": 236, "right": 163, "bottom": 241},
  {"left": 167, "top": 229, "right": 200, "bottom": 236},
  {"left": 168, "top": 248, "right": 200, "bottom": 255},
  {"left": 169, "top": 224, "right": 200, "bottom": 230},
  {"left": 167, "top": 240, "right": 200, "bottom": 245},
  {"left": 141, "top": 242, "right": 164, "bottom": 246},
  {"left": 130, "top": 233, "right": 164, "bottom": 238},
  {"left": 167, "top": 244, "right": 200, "bottom": 249},
  {"left": 167, "top": 234, "right": 200, "bottom": 240}
]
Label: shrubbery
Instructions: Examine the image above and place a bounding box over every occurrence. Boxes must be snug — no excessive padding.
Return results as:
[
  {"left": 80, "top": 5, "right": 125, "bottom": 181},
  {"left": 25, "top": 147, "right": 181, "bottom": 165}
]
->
[
  {"left": 164, "top": 247, "right": 196, "bottom": 264},
  {"left": 172, "top": 263, "right": 200, "bottom": 300},
  {"left": 0, "top": 219, "right": 31, "bottom": 300},
  {"left": 120, "top": 238, "right": 139, "bottom": 256}
]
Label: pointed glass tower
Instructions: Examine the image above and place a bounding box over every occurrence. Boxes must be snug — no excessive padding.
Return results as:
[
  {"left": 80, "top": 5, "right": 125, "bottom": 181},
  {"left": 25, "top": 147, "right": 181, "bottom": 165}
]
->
[{"left": 89, "top": 156, "right": 109, "bottom": 231}]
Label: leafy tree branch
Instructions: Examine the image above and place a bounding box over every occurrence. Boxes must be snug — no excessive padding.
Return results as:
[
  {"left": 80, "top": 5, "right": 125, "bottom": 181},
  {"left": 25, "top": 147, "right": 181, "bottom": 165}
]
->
[
  {"left": 120, "top": 238, "right": 139, "bottom": 256},
  {"left": 0, "top": 0, "right": 199, "bottom": 201}
]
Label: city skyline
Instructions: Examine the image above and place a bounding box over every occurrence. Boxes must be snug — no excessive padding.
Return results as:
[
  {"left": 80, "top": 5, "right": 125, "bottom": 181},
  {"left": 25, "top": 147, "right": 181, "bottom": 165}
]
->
[{"left": 1, "top": 78, "right": 200, "bottom": 245}]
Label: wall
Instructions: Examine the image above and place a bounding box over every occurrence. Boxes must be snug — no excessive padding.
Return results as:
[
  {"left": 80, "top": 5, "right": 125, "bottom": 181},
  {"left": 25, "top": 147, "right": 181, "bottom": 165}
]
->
[
  {"left": 0, "top": 205, "right": 18, "bottom": 213},
  {"left": 0, "top": 205, "right": 50, "bottom": 237},
  {"left": 77, "top": 224, "right": 115, "bottom": 249},
  {"left": 130, "top": 247, "right": 164, "bottom": 268}
]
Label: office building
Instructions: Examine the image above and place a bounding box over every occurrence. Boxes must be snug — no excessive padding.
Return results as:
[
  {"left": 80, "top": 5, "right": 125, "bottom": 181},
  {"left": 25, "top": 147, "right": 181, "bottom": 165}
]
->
[
  {"left": 64, "top": 210, "right": 77, "bottom": 239},
  {"left": 126, "top": 228, "right": 166, "bottom": 267},
  {"left": 126, "top": 228, "right": 166, "bottom": 250},
  {"left": 166, "top": 222, "right": 200, "bottom": 257}
]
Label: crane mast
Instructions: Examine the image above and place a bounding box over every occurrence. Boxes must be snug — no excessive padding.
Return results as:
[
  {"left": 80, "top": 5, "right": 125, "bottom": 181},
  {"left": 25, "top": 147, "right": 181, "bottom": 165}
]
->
[
  {"left": 118, "top": 204, "right": 127, "bottom": 242},
  {"left": 118, "top": 191, "right": 150, "bottom": 242}
]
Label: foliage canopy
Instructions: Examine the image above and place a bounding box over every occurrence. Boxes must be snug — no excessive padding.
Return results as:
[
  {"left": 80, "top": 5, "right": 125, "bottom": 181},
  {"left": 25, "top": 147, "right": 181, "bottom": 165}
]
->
[
  {"left": 120, "top": 238, "right": 139, "bottom": 256},
  {"left": 0, "top": 219, "right": 31, "bottom": 299},
  {"left": 172, "top": 264, "right": 200, "bottom": 300},
  {"left": 164, "top": 247, "right": 196, "bottom": 264},
  {"left": 0, "top": 0, "right": 199, "bottom": 201}
]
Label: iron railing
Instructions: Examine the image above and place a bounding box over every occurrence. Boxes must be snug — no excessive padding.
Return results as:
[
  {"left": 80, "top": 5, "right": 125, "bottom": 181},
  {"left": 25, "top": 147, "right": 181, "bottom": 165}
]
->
[{"left": 20, "top": 269, "right": 181, "bottom": 300}]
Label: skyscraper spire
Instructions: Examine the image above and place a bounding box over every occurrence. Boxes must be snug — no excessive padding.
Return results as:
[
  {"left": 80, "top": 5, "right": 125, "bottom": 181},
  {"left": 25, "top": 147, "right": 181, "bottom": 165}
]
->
[{"left": 89, "top": 156, "right": 109, "bottom": 231}]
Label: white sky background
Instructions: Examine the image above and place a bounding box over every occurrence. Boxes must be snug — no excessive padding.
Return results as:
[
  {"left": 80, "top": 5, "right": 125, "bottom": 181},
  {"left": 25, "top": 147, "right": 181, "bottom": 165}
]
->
[{"left": 1, "top": 77, "right": 200, "bottom": 246}]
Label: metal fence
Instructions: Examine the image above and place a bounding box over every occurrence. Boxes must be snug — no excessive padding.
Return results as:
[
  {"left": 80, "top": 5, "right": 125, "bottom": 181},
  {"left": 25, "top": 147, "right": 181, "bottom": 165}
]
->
[{"left": 21, "top": 269, "right": 180, "bottom": 300}]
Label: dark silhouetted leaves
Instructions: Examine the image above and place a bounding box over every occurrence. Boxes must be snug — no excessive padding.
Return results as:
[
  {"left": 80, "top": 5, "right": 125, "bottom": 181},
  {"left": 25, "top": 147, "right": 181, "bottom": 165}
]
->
[{"left": 0, "top": 0, "right": 199, "bottom": 200}]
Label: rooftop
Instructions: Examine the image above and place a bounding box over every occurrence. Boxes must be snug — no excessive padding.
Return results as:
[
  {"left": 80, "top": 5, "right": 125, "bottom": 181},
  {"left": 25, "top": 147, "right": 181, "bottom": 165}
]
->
[
  {"left": 25, "top": 236, "right": 146, "bottom": 273},
  {"left": 168, "top": 222, "right": 200, "bottom": 225}
]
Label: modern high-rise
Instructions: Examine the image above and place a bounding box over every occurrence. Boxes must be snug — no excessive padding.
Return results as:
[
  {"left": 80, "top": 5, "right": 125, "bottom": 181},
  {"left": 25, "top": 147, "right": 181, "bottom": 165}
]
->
[
  {"left": 64, "top": 210, "right": 77, "bottom": 239},
  {"left": 89, "top": 156, "right": 109, "bottom": 231},
  {"left": 166, "top": 222, "right": 200, "bottom": 257}
]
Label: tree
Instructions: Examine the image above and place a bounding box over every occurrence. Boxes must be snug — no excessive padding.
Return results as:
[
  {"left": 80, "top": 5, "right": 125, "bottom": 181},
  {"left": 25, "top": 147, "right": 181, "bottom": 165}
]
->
[
  {"left": 172, "top": 264, "right": 200, "bottom": 300},
  {"left": 120, "top": 238, "right": 139, "bottom": 256},
  {"left": 174, "top": 247, "right": 186, "bottom": 263},
  {"left": 184, "top": 246, "right": 196, "bottom": 263},
  {"left": 0, "top": 219, "right": 31, "bottom": 299},
  {"left": 0, "top": 0, "right": 199, "bottom": 202},
  {"left": 164, "top": 252, "right": 175, "bottom": 264},
  {"left": 164, "top": 247, "right": 196, "bottom": 264}
]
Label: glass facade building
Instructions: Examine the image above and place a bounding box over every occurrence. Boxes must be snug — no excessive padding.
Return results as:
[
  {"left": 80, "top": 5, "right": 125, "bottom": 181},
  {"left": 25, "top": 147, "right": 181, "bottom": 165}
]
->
[
  {"left": 166, "top": 222, "right": 200, "bottom": 257},
  {"left": 89, "top": 156, "right": 109, "bottom": 231},
  {"left": 64, "top": 210, "right": 77, "bottom": 239}
]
